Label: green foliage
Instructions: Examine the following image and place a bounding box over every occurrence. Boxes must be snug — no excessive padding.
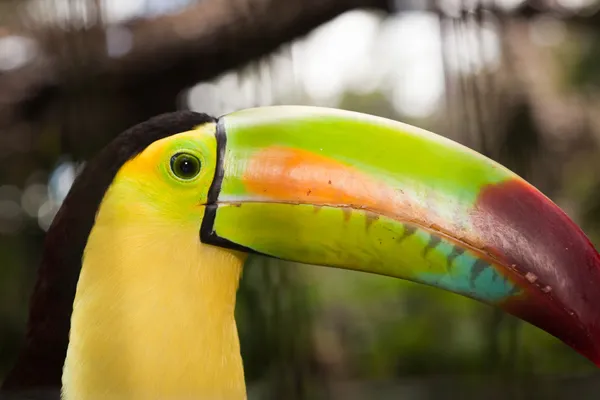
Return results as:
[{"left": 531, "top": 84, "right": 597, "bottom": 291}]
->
[{"left": 568, "top": 32, "right": 600, "bottom": 90}]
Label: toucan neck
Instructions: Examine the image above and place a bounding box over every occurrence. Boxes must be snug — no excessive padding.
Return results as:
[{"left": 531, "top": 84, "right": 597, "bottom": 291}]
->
[{"left": 62, "top": 198, "right": 246, "bottom": 399}]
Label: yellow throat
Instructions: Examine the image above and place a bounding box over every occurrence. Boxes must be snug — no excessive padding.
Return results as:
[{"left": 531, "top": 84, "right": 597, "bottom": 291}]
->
[{"left": 62, "top": 131, "right": 248, "bottom": 400}]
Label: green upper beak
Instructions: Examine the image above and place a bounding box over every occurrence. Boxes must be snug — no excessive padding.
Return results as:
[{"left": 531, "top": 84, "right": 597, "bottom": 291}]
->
[{"left": 199, "top": 105, "right": 600, "bottom": 366}]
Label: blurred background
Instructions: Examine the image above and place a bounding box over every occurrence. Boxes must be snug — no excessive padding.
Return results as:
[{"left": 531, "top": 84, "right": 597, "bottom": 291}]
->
[{"left": 2, "top": 0, "right": 600, "bottom": 398}]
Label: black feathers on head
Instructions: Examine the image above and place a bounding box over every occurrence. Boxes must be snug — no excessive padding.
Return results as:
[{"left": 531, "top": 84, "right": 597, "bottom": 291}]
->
[{"left": 2, "top": 111, "right": 216, "bottom": 390}]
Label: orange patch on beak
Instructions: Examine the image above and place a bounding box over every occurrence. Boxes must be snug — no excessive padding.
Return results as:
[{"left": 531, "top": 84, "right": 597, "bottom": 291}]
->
[{"left": 243, "top": 146, "right": 399, "bottom": 212}]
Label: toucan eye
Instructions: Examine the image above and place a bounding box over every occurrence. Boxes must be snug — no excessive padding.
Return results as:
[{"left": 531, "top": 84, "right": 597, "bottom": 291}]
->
[{"left": 170, "top": 153, "right": 201, "bottom": 180}]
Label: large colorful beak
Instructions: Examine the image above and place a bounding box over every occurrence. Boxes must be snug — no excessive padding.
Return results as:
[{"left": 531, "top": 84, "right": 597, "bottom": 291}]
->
[{"left": 200, "top": 105, "right": 600, "bottom": 366}]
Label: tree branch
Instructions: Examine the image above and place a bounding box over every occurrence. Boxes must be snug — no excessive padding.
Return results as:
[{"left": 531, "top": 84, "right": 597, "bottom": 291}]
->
[{"left": 0, "top": 0, "right": 391, "bottom": 115}]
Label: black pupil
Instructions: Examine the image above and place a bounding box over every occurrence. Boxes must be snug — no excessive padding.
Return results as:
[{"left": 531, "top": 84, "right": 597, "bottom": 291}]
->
[
  {"left": 172, "top": 154, "right": 199, "bottom": 178},
  {"left": 179, "top": 159, "right": 194, "bottom": 175}
]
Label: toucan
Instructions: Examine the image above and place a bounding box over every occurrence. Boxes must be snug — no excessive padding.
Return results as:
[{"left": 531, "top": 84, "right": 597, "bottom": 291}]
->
[{"left": 2, "top": 106, "right": 600, "bottom": 399}]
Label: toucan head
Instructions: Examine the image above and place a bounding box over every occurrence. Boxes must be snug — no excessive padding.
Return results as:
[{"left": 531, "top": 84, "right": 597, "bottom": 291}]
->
[
  {"left": 4, "top": 106, "right": 600, "bottom": 395},
  {"left": 111, "top": 105, "right": 600, "bottom": 365}
]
